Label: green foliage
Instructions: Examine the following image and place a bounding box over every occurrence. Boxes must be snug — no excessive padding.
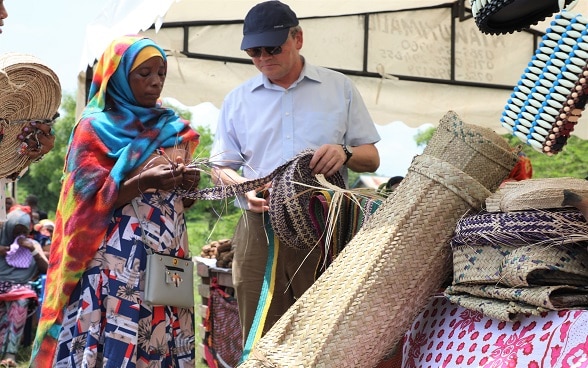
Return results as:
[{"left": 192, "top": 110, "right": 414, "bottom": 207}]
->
[
  {"left": 503, "top": 134, "right": 588, "bottom": 179},
  {"left": 415, "top": 127, "right": 588, "bottom": 179},
  {"left": 414, "top": 126, "right": 436, "bottom": 147}
]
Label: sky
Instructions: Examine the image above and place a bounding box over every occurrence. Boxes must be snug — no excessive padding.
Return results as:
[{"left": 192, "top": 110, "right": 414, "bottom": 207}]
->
[{"left": 0, "top": 0, "right": 429, "bottom": 178}]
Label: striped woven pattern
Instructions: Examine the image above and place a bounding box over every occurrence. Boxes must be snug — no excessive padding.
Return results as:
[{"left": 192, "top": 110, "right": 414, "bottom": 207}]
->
[
  {"left": 501, "top": 11, "right": 588, "bottom": 155},
  {"left": 448, "top": 207, "right": 588, "bottom": 320},
  {"left": 179, "top": 149, "right": 345, "bottom": 250},
  {"left": 470, "top": 0, "right": 576, "bottom": 35},
  {"left": 238, "top": 111, "right": 517, "bottom": 368},
  {"left": 451, "top": 208, "right": 588, "bottom": 249}
]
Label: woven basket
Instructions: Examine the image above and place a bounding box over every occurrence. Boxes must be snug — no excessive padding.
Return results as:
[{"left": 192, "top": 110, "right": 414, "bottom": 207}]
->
[
  {"left": 0, "top": 52, "right": 61, "bottom": 178},
  {"left": 240, "top": 111, "right": 518, "bottom": 368}
]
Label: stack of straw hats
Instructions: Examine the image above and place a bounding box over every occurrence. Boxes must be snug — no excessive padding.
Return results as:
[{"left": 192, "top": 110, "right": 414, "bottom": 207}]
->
[
  {"left": 240, "top": 111, "right": 518, "bottom": 367},
  {"left": 0, "top": 52, "right": 61, "bottom": 178}
]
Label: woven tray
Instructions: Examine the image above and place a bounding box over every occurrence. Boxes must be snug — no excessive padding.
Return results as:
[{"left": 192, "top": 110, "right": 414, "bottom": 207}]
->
[
  {"left": 239, "top": 111, "right": 518, "bottom": 367},
  {"left": 0, "top": 52, "right": 61, "bottom": 178},
  {"left": 485, "top": 177, "right": 588, "bottom": 212}
]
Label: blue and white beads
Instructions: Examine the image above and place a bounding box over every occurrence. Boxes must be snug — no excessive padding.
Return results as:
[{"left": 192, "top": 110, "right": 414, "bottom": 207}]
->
[{"left": 501, "top": 11, "right": 588, "bottom": 155}]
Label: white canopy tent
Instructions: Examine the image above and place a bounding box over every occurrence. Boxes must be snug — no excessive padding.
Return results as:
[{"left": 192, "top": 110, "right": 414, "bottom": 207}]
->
[{"left": 77, "top": 0, "right": 588, "bottom": 139}]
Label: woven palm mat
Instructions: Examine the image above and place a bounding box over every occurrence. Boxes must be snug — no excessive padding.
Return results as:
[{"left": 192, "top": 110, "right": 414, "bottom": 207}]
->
[
  {"left": 0, "top": 52, "right": 61, "bottom": 178},
  {"left": 444, "top": 285, "right": 588, "bottom": 321},
  {"left": 485, "top": 177, "right": 588, "bottom": 212},
  {"left": 447, "top": 208, "right": 588, "bottom": 321},
  {"left": 451, "top": 208, "right": 588, "bottom": 251},
  {"left": 239, "top": 111, "right": 518, "bottom": 368}
]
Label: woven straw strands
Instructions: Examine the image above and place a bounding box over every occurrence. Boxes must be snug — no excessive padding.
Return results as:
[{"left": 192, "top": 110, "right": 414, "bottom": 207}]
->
[{"left": 239, "top": 111, "right": 518, "bottom": 368}]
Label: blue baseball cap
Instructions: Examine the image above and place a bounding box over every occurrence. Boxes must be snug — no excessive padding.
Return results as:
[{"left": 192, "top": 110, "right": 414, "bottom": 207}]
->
[{"left": 241, "top": 1, "right": 299, "bottom": 50}]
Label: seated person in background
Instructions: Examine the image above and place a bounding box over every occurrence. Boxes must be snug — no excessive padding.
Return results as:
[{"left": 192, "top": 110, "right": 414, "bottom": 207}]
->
[
  {"left": 32, "top": 219, "right": 54, "bottom": 257},
  {"left": 0, "top": 207, "right": 48, "bottom": 367}
]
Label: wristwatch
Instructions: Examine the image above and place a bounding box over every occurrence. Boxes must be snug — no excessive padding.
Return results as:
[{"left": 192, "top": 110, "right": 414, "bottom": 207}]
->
[{"left": 341, "top": 144, "right": 353, "bottom": 164}]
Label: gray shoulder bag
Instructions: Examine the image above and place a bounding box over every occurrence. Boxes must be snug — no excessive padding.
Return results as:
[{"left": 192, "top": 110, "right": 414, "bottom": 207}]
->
[{"left": 132, "top": 199, "right": 194, "bottom": 308}]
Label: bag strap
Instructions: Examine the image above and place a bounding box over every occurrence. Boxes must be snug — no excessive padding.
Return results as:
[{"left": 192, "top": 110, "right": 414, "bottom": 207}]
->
[{"left": 131, "top": 198, "right": 153, "bottom": 255}]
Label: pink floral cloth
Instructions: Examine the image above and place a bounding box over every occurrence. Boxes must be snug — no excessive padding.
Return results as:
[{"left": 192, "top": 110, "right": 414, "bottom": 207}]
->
[{"left": 402, "top": 295, "right": 588, "bottom": 368}]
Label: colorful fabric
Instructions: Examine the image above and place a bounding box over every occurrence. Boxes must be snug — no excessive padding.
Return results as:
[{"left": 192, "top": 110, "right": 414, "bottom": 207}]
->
[
  {"left": 0, "top": 297, "right": 32, "bottom": 355},
  {"left": 5, "top": 235, "right": 33, "bottom": 268},
  {"left": 31, "top": 35, "right": 199, "bottom": 364},
  {"left": 503, "top": 151, "right": 533, "bottom": 183},
  {"left": 402, "top": 296, "right": 588, "bottom": 368},
  {"left": 53, "top": 192, "right": 194, "bottom": 367},
  {"left": 240, "top": 216, "right": 279, "bottom": 363},
  {"left": 0, "top": 208, "right": 39, "bottom": 286}
]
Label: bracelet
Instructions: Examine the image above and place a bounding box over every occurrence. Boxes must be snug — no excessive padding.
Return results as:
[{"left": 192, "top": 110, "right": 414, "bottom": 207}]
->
[{"left": 30, "top": 248, "right": 39, "bottom": 257}]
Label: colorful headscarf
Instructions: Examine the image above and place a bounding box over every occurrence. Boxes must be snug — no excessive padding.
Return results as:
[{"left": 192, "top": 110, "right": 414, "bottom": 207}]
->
[{"left": 31, "top": 35, "right": 200, "bottom": 364}]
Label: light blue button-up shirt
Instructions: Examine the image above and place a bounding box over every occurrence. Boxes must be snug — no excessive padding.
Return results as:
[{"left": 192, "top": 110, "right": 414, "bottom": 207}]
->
[{"left": 211, "top": 61, "right": 380, "bottom": 205}]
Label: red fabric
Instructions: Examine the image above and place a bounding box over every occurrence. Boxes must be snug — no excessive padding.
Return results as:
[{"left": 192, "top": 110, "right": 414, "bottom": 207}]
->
[{"left": 505, "top": 153, "right": 533, "bottom": 182}]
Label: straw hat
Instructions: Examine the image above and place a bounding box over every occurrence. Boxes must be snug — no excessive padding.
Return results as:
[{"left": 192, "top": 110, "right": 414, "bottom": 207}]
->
[
  {"left": 471, "top": 0, "right": 576, "bottom": 35},
  {"left": 0, "top": 52, "right": 61, "bottom": 178},
  {"left": 500, "top": 12, "right": 588, "bottom": 155}
]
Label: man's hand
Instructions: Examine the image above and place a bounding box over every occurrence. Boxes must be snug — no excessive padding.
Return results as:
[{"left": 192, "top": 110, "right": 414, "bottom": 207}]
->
[{"left": 309, "top": 144, "right": 346, "bottom": 177}]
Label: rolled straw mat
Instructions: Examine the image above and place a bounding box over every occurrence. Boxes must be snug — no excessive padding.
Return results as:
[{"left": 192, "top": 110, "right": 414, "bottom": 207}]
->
[
  {"left": 0, "top": 52, "right": 61, "bottom": 178},
  {"left": 240, "top": 111, "right": 518, "bottom": 368}
]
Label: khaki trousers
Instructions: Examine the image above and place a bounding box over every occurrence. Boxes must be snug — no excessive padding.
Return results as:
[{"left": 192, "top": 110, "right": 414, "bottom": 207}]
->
[{"left": 231, "top": 211, "right": 321, "bottom": 345}]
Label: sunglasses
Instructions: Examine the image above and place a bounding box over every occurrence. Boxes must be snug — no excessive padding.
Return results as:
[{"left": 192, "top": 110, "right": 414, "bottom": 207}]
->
[{"left": 244, "top": 46, "right": 283, "bottom": 58}]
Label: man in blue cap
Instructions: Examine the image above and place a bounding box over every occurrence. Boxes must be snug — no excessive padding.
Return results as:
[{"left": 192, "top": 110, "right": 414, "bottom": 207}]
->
[{"left": 210, "top": 0, "right": 381, "bottom": 347}]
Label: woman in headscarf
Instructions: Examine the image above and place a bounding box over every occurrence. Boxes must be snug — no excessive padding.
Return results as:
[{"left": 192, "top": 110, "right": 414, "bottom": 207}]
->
[
  {"left": 0, "top": 206, "right": 47, "bottom": 367},
  {"left": 31, "top": 35, "right": 201, "bottom": 367}
]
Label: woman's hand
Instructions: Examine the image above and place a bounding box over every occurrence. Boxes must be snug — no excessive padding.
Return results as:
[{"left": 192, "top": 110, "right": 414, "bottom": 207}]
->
[
  {"left": 171, "top": 154, "right": 201, "bottom": 191},
  {"left": 19, "top": 122, "right": 55, "bottom": 160},
  {"left": 140, "top": 163, "right": 185, "bottom": 192}
]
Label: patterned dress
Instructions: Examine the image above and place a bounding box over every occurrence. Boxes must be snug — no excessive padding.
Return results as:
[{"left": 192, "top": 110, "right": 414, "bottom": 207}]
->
[{"left": 53, "top": 191, "right": 195, "bottom": 368}]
